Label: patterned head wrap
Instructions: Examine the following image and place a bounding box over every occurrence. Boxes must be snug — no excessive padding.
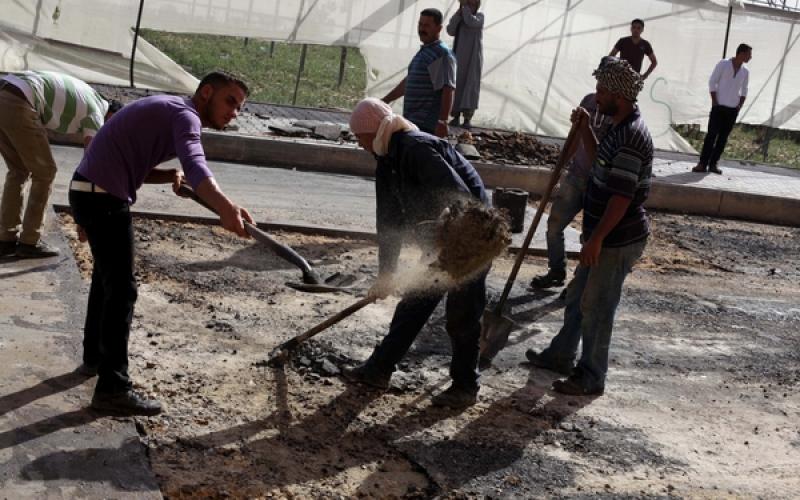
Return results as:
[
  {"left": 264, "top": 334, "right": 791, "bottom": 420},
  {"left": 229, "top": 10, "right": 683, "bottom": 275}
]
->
[{"left": 592, "top": 57, "right": 644, "bottom": 102}]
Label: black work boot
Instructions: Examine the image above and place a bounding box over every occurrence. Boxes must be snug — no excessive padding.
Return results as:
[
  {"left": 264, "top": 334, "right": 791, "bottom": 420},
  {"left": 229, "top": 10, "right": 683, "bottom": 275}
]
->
[
  {"left": 16, "top": 240, "right": 60, "bottom": 258},
  {"left": 708, "top": 164, "right": 723, "bottom": 174},
  {"left": 342, "top": 363, "right": 391, "bottom": 390},
  {"left": 552, "top": 376, "right": 604, "bottom": 396},
  {"left": 91, "top": 389, "right": 162, "bottom": 416},
  {"left": 431, "top": 384, "right": 478, "bottom": 408},
  {"left": 524, "top": 349, "right": 574, "bottom": 376},
  {"left": 0, "top": 240, "right": 16, "bottom": 257},
  {"left": 691, "top": 163, "right": 707, "bottom": 173},
  {"left": 529, "top": 268, "right": 566, "bottom": 289}
]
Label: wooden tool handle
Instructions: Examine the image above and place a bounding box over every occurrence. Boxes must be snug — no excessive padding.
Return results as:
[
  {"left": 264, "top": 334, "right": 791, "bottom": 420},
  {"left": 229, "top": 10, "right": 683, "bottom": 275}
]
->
[
  {"left": 178, "top": 183, "right": 321, "bottom": 283},
  {"left": 268, "top": 296, "right": 377, "bottom": 360},
  {"left": 494, "top": 120, "right": 582, "bottom": 310}
]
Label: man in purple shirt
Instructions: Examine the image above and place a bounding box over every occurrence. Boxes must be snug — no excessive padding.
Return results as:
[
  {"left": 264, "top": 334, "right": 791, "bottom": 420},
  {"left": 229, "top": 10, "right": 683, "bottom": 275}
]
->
[{"left": 69, "top": 71, "right": 254, "bottom": 416}]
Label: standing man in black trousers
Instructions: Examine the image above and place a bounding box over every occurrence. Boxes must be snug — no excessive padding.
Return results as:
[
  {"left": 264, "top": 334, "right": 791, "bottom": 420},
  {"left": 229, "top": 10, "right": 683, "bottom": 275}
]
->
[
  {"left": 693, "top": 43, "right": 752, "bottom": 175},
  {"left": 70, "top": 71, "right": 253, "bottom": 416}
]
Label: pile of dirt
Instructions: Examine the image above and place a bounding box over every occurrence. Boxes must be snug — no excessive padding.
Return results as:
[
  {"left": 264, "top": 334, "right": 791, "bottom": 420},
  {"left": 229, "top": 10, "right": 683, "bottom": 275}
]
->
[
  {"left": 434, "top": 200, "right": 511, "bottom": 281},
  {"left": 458, "top": 130, "right": 561, "bottom": 166}
]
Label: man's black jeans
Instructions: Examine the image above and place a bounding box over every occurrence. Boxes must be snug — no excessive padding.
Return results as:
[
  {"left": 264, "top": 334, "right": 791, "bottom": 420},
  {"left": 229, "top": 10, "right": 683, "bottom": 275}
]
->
[
  {"left": 699, "top": 105, "right": 738, "bottom": 168},
  {"left": 365, "top": 271, "right": 488, "bottom": 391},
  {"left": 69, "top": 188, "right": 136, "bottom": 394}
]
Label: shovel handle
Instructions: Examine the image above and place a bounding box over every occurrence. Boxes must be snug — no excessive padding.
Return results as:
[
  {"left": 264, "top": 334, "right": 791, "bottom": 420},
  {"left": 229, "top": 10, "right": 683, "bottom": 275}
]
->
[
  {"left": 494, "top": 120, "right": 583, "bottom": 310},
  {"left": 268, "top": 295, "right": 377, "bottom": 361},
  {"left": 177, "top": 183, "right": 322, "bottom": 284}
]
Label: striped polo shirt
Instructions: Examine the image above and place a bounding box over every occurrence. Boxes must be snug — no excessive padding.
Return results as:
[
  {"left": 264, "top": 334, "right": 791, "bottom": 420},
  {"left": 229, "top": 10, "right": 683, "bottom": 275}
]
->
[
  {"left": 583, "top": 107, "right": 653, "bottom": 247},
  {"left": 2, "top": 71, "right": 108, "bottom": 139},
  {"left": 403, "top": 40, "right": 456, "bottom": 132}
]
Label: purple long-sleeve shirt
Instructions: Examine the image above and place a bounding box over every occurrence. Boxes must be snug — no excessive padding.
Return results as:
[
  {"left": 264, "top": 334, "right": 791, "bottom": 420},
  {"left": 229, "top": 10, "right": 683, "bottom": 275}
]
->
[{"left": 76, "top": 95, "right": 213, "bottom": 203}]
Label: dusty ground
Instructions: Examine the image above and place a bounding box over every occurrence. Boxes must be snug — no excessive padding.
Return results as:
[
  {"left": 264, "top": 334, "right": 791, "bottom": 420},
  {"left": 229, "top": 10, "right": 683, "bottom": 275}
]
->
[{"left": 58, "top": 212, "right": 800, "bottom": 499}]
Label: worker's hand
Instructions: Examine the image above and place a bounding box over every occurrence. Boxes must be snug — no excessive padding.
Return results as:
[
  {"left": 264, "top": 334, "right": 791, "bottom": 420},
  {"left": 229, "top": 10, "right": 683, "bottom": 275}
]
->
[
  {"left": 579, "top": 237, "right": 602, "bottom": 267},
  {"left": 570, "top": 107, "right": 590, "bottom": 126},
  {"left": 219, "top": 204, "right": 253, "bottom": 238},
  {"left": 76, "top": 224, "right": 88, "bottom": 243},
  {"left": 170, "top": 170, "right": 186, "bottom": 195},
  {"left": 367, "top": 273, "right": 394, "bottom": 300},
  {"left": 435, "top": 121, "right": 448, "bottom": 138}
]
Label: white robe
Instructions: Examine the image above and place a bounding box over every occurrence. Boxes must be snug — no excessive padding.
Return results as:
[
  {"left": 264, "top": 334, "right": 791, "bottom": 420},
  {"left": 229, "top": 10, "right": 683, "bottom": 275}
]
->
[{"left": 447, "top": 5, "right": 485, "bottom": 113}]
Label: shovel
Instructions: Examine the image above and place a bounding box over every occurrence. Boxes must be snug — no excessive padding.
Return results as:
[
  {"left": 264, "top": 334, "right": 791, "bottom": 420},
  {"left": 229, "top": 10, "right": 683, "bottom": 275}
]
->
[
  {"left": 177, "top": 183, "right": 354, "bottom": 291},
  {"left": 266, "top": 295, "right": 377, "bottom": 366},
  {"left": 479, "top": 120, "right": 582, "bottom": 367}
]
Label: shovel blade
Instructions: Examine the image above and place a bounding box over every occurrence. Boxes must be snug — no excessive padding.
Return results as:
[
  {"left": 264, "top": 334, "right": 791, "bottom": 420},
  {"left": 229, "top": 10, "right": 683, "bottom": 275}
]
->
[
  {"left": 287, "top": 272, "right": 360, "bottom": 294},
  {"left": 479, "top": 308, "right": 514, "bottom": 368}
]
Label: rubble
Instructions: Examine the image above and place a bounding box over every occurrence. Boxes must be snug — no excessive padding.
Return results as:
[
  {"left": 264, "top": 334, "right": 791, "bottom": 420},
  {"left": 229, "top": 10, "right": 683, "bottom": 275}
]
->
[{"left": 457, "top": 130, "right": 561, "bottom": 166}]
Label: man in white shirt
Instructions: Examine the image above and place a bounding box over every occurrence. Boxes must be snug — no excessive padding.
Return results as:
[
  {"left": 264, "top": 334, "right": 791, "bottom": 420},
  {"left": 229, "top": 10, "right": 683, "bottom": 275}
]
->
[{"left": 692, "top": 43, "right": 752, "bottom": 174}]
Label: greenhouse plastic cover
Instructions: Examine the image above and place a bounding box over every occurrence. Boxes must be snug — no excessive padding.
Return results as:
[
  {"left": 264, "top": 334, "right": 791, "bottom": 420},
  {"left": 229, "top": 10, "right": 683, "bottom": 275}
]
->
[{"left": 1, "top": 0, "right": 798, "bottom": 152}]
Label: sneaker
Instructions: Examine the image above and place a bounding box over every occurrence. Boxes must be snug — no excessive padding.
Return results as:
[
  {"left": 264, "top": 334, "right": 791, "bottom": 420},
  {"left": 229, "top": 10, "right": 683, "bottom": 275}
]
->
[
  {"left": 552, "top": 376, "right": 604, "bottom": 396},
  {"left": 708, "top": 165, "right": 723, "bottom": 174},
  {"left": 691, "top": 164, "right": 707, "bottom": 173},
  {"left": 75, "top": 363, "right": 99, "bottom": 377},
  {"left": 431, "top": 385, "right": 478, "bottom": 408},
  {"left": 529, "top": 269, "right": 566, "bottom": 289},
  {"left": 524, "top": 349, "right": 574, "bottom": 376},
  {"left": 91, "top": 389, "right": 162, "bottom": 416},
  {"left": 16, "top": 240, "right": 60, "bottom": 258},
  {"left": 342, "top": 363, "right": 391, "bottom": 390},
  {"left": 0, "top": 240, "right": 16, "bottom": 257}
]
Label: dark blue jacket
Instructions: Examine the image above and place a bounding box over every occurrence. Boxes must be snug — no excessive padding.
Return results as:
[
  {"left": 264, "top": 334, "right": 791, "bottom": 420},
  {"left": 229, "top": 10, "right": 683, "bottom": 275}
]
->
[{"left": 375, "top": 130, "right": 487, "bottom": 273}]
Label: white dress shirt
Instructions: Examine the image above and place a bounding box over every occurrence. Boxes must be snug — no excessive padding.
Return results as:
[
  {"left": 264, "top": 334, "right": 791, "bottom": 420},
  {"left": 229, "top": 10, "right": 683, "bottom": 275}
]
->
[{"left": 708, "top": 58, "right": 749, "bottom": 108}]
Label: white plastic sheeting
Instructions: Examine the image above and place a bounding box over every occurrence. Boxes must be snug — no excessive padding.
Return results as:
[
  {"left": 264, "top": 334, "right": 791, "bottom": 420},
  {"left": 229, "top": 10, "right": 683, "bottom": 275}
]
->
[
  {"left": 2, "top": 0, "right": 798, "bottom": 152},
  {"left": 0, "top": 0, "right": 197, "bottom": 91}
]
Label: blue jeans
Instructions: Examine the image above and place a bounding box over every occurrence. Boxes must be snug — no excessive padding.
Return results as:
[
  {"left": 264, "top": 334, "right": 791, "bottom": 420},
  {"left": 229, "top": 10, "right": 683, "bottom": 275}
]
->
[
  {"left": 366, "top": 271, "right": 487, "bottom": 391},
  {"left": 546, "top": 174, "right": 587, "bottom": 272},
  {"left": 541, "top": 239, "right": 646, "bottom": 391}
]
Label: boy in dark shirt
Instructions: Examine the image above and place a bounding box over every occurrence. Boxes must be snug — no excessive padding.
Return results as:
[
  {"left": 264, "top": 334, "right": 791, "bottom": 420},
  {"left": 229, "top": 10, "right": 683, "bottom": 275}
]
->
[{"left": 610, "top": 18, "right": 657, "bottom": 79}]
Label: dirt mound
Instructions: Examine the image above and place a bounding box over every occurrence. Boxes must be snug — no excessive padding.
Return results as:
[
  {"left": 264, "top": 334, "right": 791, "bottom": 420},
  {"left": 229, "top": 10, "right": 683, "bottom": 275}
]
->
[
  {"left": 434, "top": 200, "right": 511, "bottom": 281},
  {"left": 458, "top": 130, "right": 561, "bottom": 166}
]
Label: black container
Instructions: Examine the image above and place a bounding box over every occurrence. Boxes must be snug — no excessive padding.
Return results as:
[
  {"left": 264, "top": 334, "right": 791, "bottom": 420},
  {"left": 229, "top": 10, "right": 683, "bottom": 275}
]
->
[{"left": 492, "top": 187, "right": 528, "bottom": 233}]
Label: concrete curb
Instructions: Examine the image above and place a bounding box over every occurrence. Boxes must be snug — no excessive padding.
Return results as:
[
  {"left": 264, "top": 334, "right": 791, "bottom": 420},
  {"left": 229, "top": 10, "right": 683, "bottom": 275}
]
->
[{"left": 201, "top": 131, "right": 800, "bottom": 227}]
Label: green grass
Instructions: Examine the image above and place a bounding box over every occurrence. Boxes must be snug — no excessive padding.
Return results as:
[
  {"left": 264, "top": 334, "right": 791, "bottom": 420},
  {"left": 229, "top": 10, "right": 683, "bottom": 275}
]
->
[
  {"left": 140, "top": 29, "right": 367, "bottom": 109},
  {"left": 674, "top": 123, "right": 800, "bottom": 170}
]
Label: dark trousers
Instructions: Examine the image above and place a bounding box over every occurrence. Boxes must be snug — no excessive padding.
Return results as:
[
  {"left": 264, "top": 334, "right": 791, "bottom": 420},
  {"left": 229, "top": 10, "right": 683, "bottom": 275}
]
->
[
  {"left": 366, "top": 272, "right": 487, "bottom": 391},
  {"left": 699, "top": 105, "right": 738, "bottom": 167},
  {"left": 69, "top": 189, "right": 137, "bottom": 394}
]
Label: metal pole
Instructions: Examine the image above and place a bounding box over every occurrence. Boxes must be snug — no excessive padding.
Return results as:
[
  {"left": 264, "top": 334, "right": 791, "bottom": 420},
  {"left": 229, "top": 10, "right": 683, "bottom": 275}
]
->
[
  {"left": 130, "top": 0, "right": 145, "bottom": 88},
  {"left": 722, "top": 4, "right": 733, "bottom": 58},
  {"left": 292, "top": 44, "right": 308, "bottom": 105},
  {"left": 337, "top": 47, "right": 347, "bottom": 88},
  {"left": 270, "top": 41, "right": 275, "bottom": 58},
  {"left": 762, "top": 20, "right": 795, "bottom": 161}
]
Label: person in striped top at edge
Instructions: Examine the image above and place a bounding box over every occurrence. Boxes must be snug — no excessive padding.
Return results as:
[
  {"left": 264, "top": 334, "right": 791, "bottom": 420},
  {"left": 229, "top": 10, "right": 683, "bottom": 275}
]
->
[
  {"left": 382, "top": 8, "right": 456, "bottom": 138},
  {"left": 525, "top": 57, "right": 652, "bottom": 396},
  {"left": 0, "top": 71, "right": 122, "bottom": 258}
]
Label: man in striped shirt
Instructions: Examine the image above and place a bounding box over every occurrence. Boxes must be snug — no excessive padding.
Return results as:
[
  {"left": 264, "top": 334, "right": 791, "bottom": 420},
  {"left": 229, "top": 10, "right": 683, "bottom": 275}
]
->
[
  {"left": 525, "top": 58, "right": 652, "bottom": 396},
  {"left": 0, "top": 71, "right": 121, "bottom": 258},
  {"left": 382, "top": 8, "right": 456, "bottom": 138}
]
